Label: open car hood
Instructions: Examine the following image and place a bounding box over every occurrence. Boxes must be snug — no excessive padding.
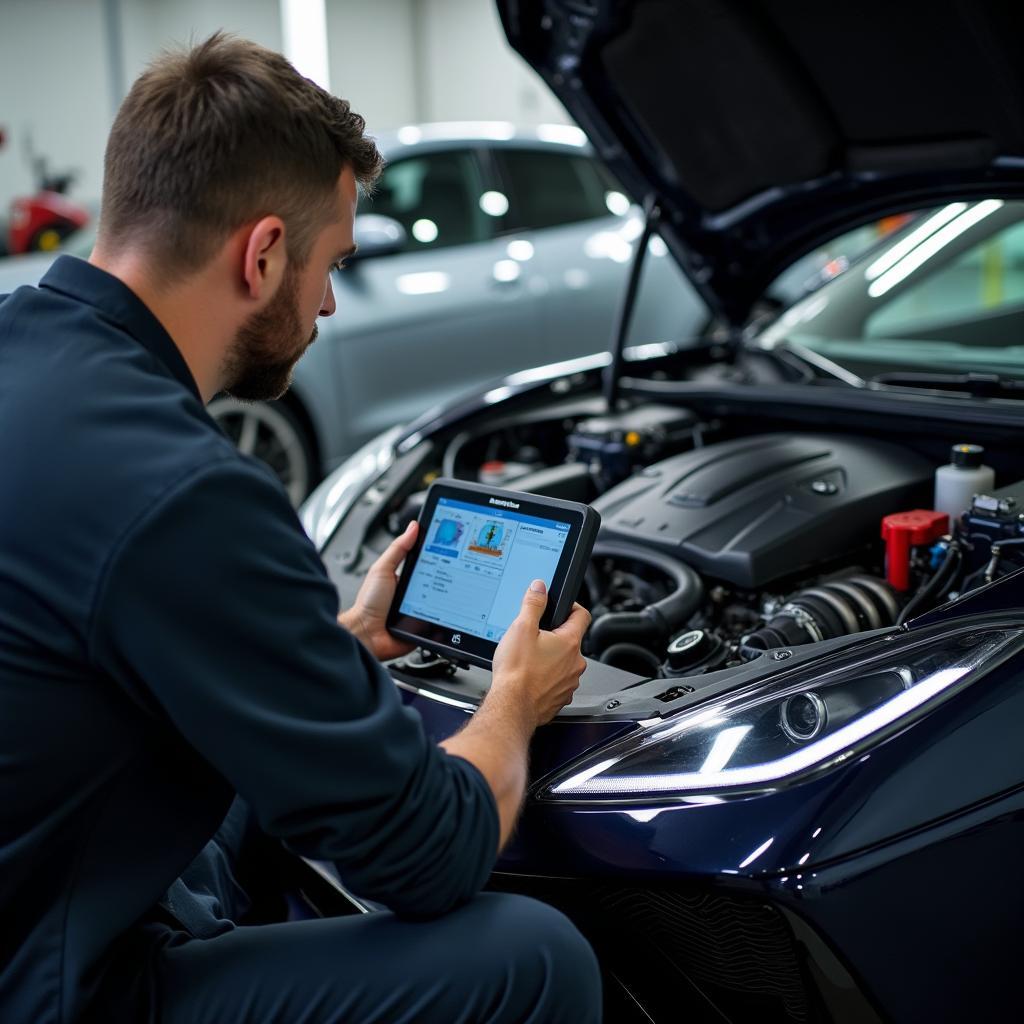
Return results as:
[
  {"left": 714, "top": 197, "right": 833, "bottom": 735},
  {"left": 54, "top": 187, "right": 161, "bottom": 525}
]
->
[{"left": 498, "top": 0, "right": 1024, "bottom": 326}]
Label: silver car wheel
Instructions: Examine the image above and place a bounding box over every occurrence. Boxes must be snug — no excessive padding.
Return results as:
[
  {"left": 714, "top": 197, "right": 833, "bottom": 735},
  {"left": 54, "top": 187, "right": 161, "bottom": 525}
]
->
[{"left": 207, "top": 396, "right": 313, "bottom": 507}]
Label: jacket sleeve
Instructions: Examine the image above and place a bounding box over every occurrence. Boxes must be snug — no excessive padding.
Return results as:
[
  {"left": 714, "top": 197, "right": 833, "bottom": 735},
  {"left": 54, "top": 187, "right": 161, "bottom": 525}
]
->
[{"left": 87, "top": 456, "right": 498, "bottom": 918}]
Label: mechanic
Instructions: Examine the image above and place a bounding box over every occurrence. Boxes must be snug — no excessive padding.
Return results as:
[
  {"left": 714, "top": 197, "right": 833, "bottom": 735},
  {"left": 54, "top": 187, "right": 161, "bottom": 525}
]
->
[{"left": 0, "top": 34, "right": 601, "bottom": 1024}]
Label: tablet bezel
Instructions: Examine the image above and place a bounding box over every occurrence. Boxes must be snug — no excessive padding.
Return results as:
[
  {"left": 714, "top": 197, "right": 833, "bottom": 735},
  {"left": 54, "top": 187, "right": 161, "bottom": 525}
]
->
[{"left": 386, "top": 479, "right": 592, "bottom": 668}]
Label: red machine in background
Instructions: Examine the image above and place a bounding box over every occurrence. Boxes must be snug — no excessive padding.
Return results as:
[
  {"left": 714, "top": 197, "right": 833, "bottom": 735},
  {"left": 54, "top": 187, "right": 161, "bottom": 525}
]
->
[{"left": 0, "top": 126, "right": 90, "bottom": 255}]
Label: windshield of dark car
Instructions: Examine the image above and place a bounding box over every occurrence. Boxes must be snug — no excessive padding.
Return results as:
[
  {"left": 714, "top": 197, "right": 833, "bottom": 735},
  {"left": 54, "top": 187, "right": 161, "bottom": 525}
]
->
[{"left": 758, "top": 200, "right": 1024, "bottom": 382}]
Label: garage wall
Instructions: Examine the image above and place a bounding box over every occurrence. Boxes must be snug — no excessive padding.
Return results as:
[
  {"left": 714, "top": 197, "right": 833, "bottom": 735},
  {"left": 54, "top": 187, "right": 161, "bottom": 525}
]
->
[
  {"left": 121, "top": 0, "right": 282, "bottom": 83},
  {"left": 0, "top": 0, "right": 572, "bottom": 212},
  {"left": 0, "top": 0, "right": 110, "bottom": 206},
  {"left": 416, "top": 0, "right": 571, "bottom": 128},
  {"left": 325, "top": 0, "right": 418, "bottom": 136}
]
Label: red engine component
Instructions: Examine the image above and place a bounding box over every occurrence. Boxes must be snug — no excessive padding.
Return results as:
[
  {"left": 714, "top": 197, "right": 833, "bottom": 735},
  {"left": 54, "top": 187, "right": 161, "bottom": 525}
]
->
[{"left": 881, "top": 510, "right": 949, "bottom": 592}]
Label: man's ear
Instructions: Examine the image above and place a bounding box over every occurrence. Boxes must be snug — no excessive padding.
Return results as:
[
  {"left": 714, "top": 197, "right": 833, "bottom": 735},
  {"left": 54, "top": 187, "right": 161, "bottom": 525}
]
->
[{"left": 241, "top": 216, "right": 287, "bottom": 301}]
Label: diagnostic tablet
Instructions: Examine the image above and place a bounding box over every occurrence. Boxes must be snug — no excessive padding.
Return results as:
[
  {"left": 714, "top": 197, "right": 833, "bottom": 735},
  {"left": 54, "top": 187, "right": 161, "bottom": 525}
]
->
[{"left": 387, "top": 479, "right": 601, "bottom": 669}]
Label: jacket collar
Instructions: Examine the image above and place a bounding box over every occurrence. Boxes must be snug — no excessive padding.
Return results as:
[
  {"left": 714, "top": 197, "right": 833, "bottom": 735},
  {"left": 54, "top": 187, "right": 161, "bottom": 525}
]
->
[{"left": 40, "top": 256, "right": 202, "bottom": 401}]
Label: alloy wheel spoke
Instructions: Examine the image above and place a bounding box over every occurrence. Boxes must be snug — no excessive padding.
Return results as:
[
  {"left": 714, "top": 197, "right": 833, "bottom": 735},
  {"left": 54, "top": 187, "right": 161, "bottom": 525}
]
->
[{"left": 237, "top": 413, "right": 259, "bottom": 455}]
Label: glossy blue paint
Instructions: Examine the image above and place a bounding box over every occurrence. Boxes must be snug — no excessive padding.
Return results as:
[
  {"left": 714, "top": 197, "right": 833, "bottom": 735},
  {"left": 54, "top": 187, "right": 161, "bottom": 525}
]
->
[{"left": 399, "top": 597, "right": 1024, "bottom": 1019}]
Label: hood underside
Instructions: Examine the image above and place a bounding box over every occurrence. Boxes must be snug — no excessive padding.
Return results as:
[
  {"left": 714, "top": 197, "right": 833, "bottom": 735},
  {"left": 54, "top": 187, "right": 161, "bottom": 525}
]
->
[{"left": 498, "top": 0, "right": 1024, "bottom": 325}]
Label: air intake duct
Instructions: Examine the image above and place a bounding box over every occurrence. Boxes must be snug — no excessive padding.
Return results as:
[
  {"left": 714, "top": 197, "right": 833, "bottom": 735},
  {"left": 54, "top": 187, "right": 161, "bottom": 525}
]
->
[{"left": 743, "top": 575, "right": 899, "bottom": 653}]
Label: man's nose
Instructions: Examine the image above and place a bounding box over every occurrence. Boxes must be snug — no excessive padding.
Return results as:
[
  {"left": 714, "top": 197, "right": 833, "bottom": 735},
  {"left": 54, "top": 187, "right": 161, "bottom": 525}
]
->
[{"left": 320, "top": 276, "right": 336, "bottom": 317}]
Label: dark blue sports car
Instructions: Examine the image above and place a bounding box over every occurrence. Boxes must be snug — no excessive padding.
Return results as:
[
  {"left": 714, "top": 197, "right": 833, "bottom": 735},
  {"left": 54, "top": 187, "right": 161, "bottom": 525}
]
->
[{"left": 302, "top": 2, "right": 1024, "bottom": 1019}]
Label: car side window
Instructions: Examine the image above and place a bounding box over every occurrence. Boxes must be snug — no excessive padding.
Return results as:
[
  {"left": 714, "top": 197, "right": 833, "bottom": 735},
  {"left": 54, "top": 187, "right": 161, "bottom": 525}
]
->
[
  {"left": 496, "top": 148, "right": 620, "bottom": 232},
  {"left": 363, "top": 150, "right": 488, "bottom": 252}
]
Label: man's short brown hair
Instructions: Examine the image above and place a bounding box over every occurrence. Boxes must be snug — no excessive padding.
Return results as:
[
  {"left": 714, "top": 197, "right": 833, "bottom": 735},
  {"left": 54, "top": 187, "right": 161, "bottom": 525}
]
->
[{"left": 99, "top": 32, "right": 382, "bottom": 278}]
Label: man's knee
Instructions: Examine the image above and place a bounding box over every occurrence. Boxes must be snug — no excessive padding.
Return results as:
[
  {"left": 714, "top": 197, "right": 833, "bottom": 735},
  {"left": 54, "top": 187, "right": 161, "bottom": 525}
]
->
[{"left": 477, "top": 894, "right": 602, "bottom": 1023}]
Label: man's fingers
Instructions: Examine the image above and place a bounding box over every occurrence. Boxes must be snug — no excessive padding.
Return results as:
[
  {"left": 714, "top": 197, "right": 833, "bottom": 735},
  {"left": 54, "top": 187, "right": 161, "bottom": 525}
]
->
[
  {"left": 516, "top": 579, "right": 548, "bottom": 628},
  {"left": 553, "top": 603, "right": 592, "bottom": 643},
  {"left": 373, "top": 520, "right": 418, "bottom": 575}
]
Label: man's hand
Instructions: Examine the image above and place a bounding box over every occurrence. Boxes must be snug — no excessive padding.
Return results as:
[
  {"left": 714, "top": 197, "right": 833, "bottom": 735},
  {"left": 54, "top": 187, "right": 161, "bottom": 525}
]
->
[
  {"left": 337, "top": 520, "right": 418, "bottom": 661},
  {"left": 441, "top": 580, "right": 591, "bottom": 850},
  {"left": 490, "top": 580, "right": 591, "bottom": 729}
]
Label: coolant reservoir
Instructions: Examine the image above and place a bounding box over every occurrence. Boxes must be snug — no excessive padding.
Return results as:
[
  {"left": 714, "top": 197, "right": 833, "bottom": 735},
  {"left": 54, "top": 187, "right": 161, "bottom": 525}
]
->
[{"left": 934, "top": 444, "right": 995, "bottom": 519}]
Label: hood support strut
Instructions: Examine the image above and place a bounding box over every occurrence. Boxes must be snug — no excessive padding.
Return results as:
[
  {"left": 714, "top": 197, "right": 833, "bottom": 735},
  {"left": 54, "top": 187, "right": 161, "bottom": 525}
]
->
[{"left": 604, "top": 194, "right": 660, "bottom": 410}]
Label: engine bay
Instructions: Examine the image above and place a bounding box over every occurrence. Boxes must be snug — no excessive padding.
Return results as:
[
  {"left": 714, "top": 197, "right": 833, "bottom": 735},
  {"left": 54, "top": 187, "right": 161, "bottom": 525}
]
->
[{"left": 325, "top": 375, "right": 1024, "bottom": 699}]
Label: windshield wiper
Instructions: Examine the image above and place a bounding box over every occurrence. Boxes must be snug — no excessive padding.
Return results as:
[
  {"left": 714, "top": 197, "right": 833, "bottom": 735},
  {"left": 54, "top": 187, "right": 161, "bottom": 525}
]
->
[
  {"left": 754, "top": 338, "right": 864, "bottom": 387},
  {"left": 871, "top": 371, "right": 1024, "bottom": 398}
]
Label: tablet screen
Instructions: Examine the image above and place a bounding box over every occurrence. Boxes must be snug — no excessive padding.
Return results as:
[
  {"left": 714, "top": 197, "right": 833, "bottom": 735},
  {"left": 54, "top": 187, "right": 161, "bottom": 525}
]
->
[{"left": 398, "top": 495, "right": 572, "bottom": 643}]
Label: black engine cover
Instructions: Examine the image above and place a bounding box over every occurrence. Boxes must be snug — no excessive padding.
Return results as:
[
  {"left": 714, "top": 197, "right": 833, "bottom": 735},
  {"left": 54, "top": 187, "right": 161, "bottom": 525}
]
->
[{"left": 592, "top": 434, "right": 933, "bottom": 587}]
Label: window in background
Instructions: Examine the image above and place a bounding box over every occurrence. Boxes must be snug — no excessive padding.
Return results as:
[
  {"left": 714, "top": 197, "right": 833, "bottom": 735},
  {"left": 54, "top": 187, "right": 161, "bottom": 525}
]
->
[
  {"left": 363, "top": 150, "right": 488, "bottom": 253},
  {"left": 496, "top": 149, "right": 617, "bottom": 231},
  {"left": 866, "top": 217, "right": 1024, "bottom": 340}
]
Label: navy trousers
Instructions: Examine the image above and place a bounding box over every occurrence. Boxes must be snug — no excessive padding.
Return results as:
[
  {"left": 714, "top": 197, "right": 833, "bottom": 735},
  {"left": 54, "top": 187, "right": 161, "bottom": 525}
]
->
[{"left": 85, "top": 804, "right": 603, "bottom": 1024}]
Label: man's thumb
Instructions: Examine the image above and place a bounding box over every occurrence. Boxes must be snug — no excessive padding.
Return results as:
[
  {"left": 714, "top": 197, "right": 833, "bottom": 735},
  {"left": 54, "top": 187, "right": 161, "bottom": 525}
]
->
[{"left": 519, "top": 579, "right": 548, "bottom": 625}]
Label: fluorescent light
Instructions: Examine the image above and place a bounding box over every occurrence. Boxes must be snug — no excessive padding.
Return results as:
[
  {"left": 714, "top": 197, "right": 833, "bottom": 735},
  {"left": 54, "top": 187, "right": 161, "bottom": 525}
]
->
[
  {"left": 280, "top": 0, "right": 330, "bottom": 90},
  {"left": 868, "top": 200, "right": 1004, "bottom": 298}
]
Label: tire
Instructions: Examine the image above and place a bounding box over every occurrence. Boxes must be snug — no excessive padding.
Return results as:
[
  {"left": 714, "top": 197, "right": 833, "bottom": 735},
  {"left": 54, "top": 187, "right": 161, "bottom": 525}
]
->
[
  {"left": 207, "top": 396, "right": 317, "bottom": 507},
  {"left": 27, "top": 222, "right": 75, "bottom": 252}
]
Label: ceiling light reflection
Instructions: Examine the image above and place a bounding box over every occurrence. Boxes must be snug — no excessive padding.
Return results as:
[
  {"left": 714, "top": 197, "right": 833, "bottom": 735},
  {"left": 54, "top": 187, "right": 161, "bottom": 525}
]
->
[
  {"left": 605, "top": 190, "right": 631, "bottom": 216},
  {"left": 411, "top": 218, "right": 438, "bottom": 243},
  {"left": 864, "top": 203, "right": 966, "bottom": 281},
  {"left": 738, "top": 836, "right": 775, "bottom": 870},
  {"left": 584, "top": 232, "right": 633, "bottom": 263},
  {"left": 536, "top": 124, "right": 587, "bottom": 147},
  {"left": 396, "top": 125, "right": 422, "bottom": 146},
  {"left": 699, "top": 725, "right": 752, "bottom": 774},
  {"left": 506, "top": 239, "right": 535, "bottom": 261},
  {"left": 396, "top": 271, "right": 450, "bottom": 295},
  {"left": 492, "top": 259, "right": 520, "bottom": 282},
  {"left": 868, "top": 200, "right": 1004, "bottom": 298},
  {"left": 480, "top": 191, "right": 509, "bottom": 217}
]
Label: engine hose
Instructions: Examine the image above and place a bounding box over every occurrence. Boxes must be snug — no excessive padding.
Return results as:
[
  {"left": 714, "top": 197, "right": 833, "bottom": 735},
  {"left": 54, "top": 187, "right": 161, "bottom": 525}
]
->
[
  {"left": 599, "top": 642, "right": 664, "bottom": 678},
  {"left": 744, "top": 574, "right": 899, "bottom": 652},
  {"left": 896, "top": 543, "right": 962, "bottom": 626},
  {"left": 738, "top": 644, "right": 767, "bottom": 662},
  {"left": 587, "top": 542, "right": 704, "bottom": 657}
]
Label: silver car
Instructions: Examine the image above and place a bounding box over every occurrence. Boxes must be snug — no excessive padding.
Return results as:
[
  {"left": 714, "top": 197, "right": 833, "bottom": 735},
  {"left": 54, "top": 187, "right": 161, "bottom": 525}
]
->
[{"left": 0, "top": 122, "right": 697, "bottom": 504}]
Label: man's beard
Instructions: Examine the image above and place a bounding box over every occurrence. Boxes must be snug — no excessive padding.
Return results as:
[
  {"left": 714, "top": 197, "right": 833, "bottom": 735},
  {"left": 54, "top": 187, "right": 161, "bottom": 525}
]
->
[{"left": 222, "top": 264, "right": 318, "bottom": 402}]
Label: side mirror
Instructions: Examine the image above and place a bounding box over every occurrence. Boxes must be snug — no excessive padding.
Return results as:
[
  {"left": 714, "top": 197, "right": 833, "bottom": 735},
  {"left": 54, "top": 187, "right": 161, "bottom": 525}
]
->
[{"left": 350, "top": 214, "right": 407, "bottom": 260}]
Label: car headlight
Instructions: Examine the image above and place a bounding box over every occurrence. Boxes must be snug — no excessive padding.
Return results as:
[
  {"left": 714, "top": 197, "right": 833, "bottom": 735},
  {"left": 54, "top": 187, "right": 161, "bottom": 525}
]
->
[
  {"left": 541, "top": 624, "right": 1022, "bottom": 803},
  {"left": 299, "top": 426, "right": 402, "bottom": 549}
]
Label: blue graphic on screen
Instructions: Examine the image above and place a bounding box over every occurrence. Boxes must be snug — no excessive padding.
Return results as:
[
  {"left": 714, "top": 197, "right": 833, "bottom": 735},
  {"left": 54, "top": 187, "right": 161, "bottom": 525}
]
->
[
  {"left": 401, "top": 497, "right": 571, "bottom": 643},
  {"left": 426, "top": 518, "right": 465, "bottom": 558}
]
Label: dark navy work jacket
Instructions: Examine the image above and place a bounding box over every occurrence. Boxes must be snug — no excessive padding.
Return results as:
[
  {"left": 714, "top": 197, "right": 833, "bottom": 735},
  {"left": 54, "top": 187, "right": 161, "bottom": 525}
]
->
[{"left": 0, "top": 257, "right": 498, "bottom": 1024}]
